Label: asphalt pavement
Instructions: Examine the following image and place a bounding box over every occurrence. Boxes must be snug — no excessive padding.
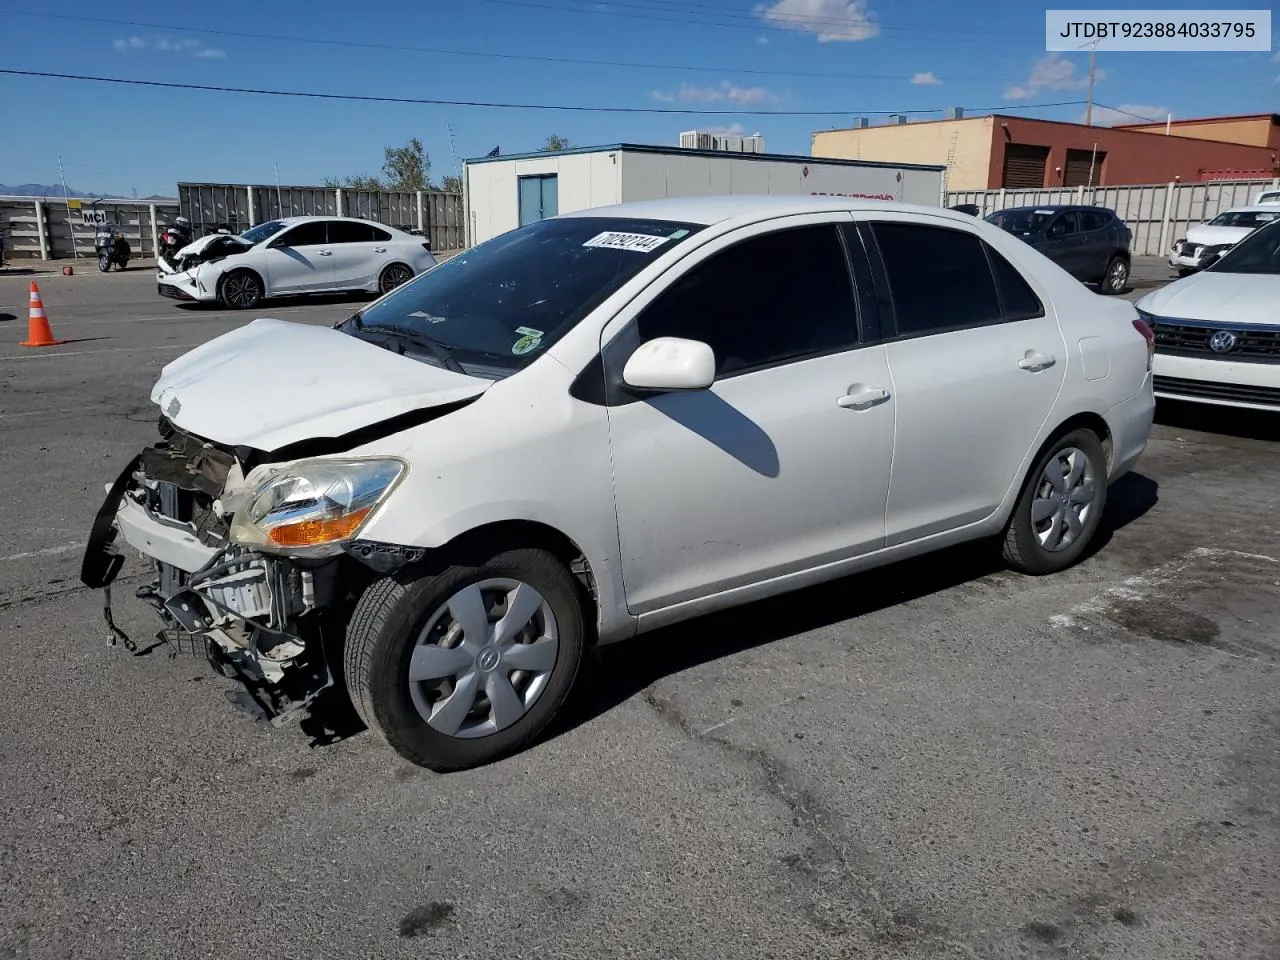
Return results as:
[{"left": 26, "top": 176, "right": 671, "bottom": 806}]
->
[{"left": 0, "top": 264, "right": 1277, "bottom": 960}]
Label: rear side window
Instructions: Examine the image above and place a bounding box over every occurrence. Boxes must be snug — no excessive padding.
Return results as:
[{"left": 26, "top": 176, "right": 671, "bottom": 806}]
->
[
  {"left": 371, "top": 226, "right": 392, "bottom": 242},
  {"left": 636, "top": 225, "right": 859, "bottom": 377},
  {"left": 328, "top": 221, "right": 377, "bottom": 244},
  {"left": 985, "top": 245, "right": 1045, "bottom": 321},
  {"left": 870, "top": 222, "right": 1002, "bottom": 336},
  {"left": 1079, "top": 210, "right": 1108, "bottom": 231}
]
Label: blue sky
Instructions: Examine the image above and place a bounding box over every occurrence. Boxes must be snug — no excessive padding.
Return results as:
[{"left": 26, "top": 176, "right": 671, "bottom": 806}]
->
[{"left": 1, "top": 0, "right": 1275, "bottom": 197}]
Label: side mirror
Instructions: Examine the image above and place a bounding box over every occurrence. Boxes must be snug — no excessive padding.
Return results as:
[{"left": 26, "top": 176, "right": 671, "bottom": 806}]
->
[{"left": 622, "top": 337, "right": 715, "bottom": 392}]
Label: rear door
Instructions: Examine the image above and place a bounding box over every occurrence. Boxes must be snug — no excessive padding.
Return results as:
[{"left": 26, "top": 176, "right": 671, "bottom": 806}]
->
[
  {"left": 327, "top": 221, "right": 389, "bottom": 289},
  {"left": 857, "top": 214, "right": 1067, "bottom": 544},
  {"left": 258, "top": 220, "right": 334, "bottom": 293}
]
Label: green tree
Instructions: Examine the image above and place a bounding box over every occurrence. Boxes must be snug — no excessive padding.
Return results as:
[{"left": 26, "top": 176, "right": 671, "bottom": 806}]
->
[
  {"left": 323, "top": 174, "right": 383, "bottom": 190},
  {"left": 382, "top": 137, "right": 430, "bottom": 191},
  {"left": 539, "top": 134, "right": 571, "bottom": 152},
  {"left": 439, "top": 175, "right": 463, "bottom": 194}
]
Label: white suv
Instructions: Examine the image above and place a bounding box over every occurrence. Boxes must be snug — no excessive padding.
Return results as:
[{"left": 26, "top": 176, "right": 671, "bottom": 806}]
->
[{"left": 82, "top": 197, "right": 1155, "bottom": 771}]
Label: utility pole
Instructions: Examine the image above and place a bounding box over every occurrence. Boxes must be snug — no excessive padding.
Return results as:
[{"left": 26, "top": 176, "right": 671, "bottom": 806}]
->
[
  {"left": 1084, "top": 39, "right": 1098, "bottom": 126},
  {"left": 57, "top": 154, "right": 79, "bottom": 259}
]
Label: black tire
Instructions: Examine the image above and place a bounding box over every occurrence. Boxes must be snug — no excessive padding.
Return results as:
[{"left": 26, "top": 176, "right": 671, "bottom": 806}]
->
[
  {"left": 344, "top": 547, "right": 586, "bottom": 771},
  {"left": 1100, "top": 255, "right": 1129, "bottom": 295},
  {"left": 1177, "top": 267, "right": 1196, "bottom": 278},
  {"left": 1002, "top": 428, "right": 1108, "bottom": 575},
  {"left": 378, "top": 262, "right": 414, "bottom": 294},
  {"left": 219, "top": 270, "right": 263, "bottom": 310},
  {"left": 98, "top": 253, "right": 111, "bottom": 273}
]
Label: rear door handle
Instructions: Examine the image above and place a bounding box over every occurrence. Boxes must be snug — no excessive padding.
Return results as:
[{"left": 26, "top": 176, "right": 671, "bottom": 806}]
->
[
  {"left": 837, "top": 386, "right": 890, "bottom": 410},
  {"left": 317, "top": 250, "right": 333, "bottom": 256},
  {"left": 373, "top": 247, "right": 387, "bottom": 253},
  {"left": 1019, "top": 351, "right": 1056, "bottom": 372}
]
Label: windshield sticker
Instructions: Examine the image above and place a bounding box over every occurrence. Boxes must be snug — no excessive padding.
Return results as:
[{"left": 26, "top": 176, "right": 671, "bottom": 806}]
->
[
  {"left": 583, "top": 231, "right": 671, "bottom": 253},
  {"left": 512, "top": 326, "right": 544, "bottom": 356},
  {"left": 407, "top": 310, "right": 447, "bottom": 323},
  {"left": 1034, "top": 209, "right": 1055, "bottom": 214},
  {"left": 669, "top": 229, "right": 690, "bottom": 239}
]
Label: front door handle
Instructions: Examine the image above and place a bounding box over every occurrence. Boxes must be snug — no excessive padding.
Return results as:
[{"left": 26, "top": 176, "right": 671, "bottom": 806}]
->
[
  {"left": 317, "top": 250, "right": 333, "bottom": 257},
  {"left": 1019, "top": 351, "right": 1056, "bottom": 372},
  {"left": 837, "top": 386, "right": 890, "bottom": 410},
  {"left": 373, "top": 247, "right": 387, "bottom": 253}
]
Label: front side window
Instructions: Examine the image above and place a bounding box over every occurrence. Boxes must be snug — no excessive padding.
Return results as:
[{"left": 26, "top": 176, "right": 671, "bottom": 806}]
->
[
  {"left": 1047, "top": 212, "right": 1079, "bottom": 238},
  {"left": 277, "top": 221, "right": 328, "bottom": 247},
  {"left": 346, "top": 216, "right": 704, "bottom": 375},
  {"left": 635, "top": 225, "right": 860, "bottom": 378},
  {"left": 871, "top": 222, "right": 1002, "bottom": 336},
  {"left": 985, "top": 208, "right": 1055, "bottom": 235}
]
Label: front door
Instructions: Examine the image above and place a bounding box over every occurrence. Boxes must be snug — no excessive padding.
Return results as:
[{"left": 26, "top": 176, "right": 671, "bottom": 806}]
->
[
  {"left": 518, "top": 175, "right": 558, "bottom": 227},
  {"left": 858, "top": 215, "right": 1067, "bottom": 545},
  {"left": 259, "top": 220, "right": 334, "bottom": 293},
  {"left": 602, "top": 217, "right": 895, "bottom": 615},
  {"left": 1042, "top": 210, "right": 1087, "bottom": 278}
]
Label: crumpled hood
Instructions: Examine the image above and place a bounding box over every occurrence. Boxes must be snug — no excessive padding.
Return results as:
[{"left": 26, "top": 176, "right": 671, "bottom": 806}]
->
[
  {"left": 1137, "top": 271, "right": 1280, "bottom": 325},
  {"left": 151, "top": 318, "right": 492, "bottom": 451},
  {"left": 174, "top": 233, "right": 249, "bottom": 258},
  {"left": 1183, "top": 223, "right": 1256, "bottom": 246}
]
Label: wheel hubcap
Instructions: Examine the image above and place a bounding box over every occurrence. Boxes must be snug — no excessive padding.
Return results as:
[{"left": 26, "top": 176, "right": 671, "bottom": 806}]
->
[
  {"left": 407, "top": 578, "right": 559, "bottom": 739},
  {"left": 227, "top": 276, "right": 255, "bottom": 306},
  {"left": 384, "top": 266, "right": 411, "bottom": 291},
  {"left": 1110, "top": 262, "right": 1127, "bottom": 288},
  {"left": 1031, "top": 446, "right": 1097, "bottom": 553}
]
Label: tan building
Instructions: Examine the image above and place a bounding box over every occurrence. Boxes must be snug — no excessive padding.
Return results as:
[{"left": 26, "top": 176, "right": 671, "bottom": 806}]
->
[
  {"left": 812, "top": 113, "right": 1280, "bottom": 190},
  {"left": 1113, "top": 113, "right": 1280, "bottom": 150}
]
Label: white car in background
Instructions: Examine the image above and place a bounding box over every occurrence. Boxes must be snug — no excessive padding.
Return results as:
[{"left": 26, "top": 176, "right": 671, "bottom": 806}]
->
[
  {"left": 1168, "top": 205, "right": 1280, "bottom": 275},
  {"left": 85, "top": 196, "right": 1154, "bottom": 771},
  {"left": 1140, "top": 218, "right": 1280, "bottom": 411},
  {"left": 1254, "top": 188, "right": 1280, "bottom": 206},
  {"left": 157, "top": 216, "right": 437, "bottom": 309}
]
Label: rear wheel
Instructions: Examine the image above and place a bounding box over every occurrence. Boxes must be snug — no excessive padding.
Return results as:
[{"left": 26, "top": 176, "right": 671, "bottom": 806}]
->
[
  {"left": 1002, "top": 428, "right": 1108, "bottom": 575},
  {"left": 1100, "top": 256, "right": 1129, "bottom": 295},
  {"left": 378, "top": 262, "right": 414, "bottom": 294},
  {"left": 344, "top": 547, "right": 586, "bottom": 771},
  {"left": 220, "top": 270, "right": 262, "bottom": 309}
]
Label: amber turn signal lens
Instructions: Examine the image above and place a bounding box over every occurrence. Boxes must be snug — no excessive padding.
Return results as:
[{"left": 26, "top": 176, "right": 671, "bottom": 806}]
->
[{"left": 267, "top": 507, "right": 372, "bottom": 548}]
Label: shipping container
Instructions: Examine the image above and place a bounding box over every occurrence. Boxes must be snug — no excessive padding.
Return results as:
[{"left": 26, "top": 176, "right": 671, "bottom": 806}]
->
[{"left": 463, "top": 144, "right": 946, "bottom": 247}]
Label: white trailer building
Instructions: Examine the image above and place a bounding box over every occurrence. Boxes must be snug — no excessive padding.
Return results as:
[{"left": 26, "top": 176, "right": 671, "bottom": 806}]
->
[{"left": 463, "top": 143, "right": 946, "bottom": 246}]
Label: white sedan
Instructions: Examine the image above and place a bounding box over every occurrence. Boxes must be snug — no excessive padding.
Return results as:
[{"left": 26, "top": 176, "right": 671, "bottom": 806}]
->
[
  {"left": 1140, "top": 218, "right": 1280, "bottom": 411},
  {"left": 1168, "top": 205, "right": 1280, "bottom": 275},
  {"left": 156, "top": 216, "right": 437, "bottom": 308},
  {"left": 85, "top": 196, "right": 1154, "bottom": 771}
]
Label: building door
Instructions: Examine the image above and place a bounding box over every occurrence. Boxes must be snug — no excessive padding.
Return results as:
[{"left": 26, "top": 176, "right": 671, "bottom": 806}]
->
[
  {"left": 1063, "top": 148, "right": 1106, "bottom": 187},
  {"left": 518, "top": 175, "right": 559, "bottom": 226},
  {"left": 1001, "top": 144, "right": 1049, "bottom": 188}
]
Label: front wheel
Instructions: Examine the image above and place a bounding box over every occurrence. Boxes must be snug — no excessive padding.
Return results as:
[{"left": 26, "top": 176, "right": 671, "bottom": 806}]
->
[
  {"left": 98, "top": 253, "right": 111, "bottom": 272},
  {"left": 1001, "top": 429, "right": 1108, "bottom": 575},
  {"left": 220, "top": 270, "right": 262, "bottom": 309},
  {"left": 344, "top": 547, "right": 587, "bottom": 771},
  {"left": 1100, "top": 256, "right": 1129, "bottom": 295}
]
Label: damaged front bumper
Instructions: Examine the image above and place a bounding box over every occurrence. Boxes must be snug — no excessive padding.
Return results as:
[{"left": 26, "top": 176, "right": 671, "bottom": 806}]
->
[
  {"left": 156, "top": 267, "right": 217, "bottom": 302},
  {"left": 80, "top": 430, "right": 339, "bottom": 724}
]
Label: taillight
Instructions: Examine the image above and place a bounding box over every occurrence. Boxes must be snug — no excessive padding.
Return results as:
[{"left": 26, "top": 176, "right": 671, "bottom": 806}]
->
[{"left": 1133, "top": 317, "right": 1155, "bottom": 371}]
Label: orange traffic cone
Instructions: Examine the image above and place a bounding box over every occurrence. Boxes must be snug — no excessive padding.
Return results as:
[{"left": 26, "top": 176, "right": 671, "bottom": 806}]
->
[{"left": 20, "top": 281, "right": 66, "bottom": 347}]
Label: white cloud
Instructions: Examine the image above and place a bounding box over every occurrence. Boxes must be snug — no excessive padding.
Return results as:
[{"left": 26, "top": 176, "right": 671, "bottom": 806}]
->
[
  {"left": 677, "top": 80, "right": 779, "bottom": 104},
  {"left": 650, "top": 89, "right": 676, "bottom": 103},
  {"left": 910, "top": 71, "right": 942, "bottom": 86},
  {"left": 757, "top": 34, "right": 770, "bottom": 44},
  {"left": 1002, "top": 52, "right": 1103, "bottom": 100},
  {"left": 755, "top": 0, "right": 878, "bottom": 43},
  {"left": 112, "top": 35, "right": 225, "bottom": 58},
  {"left": 1087, "top": 103, "right": 1171, "bottom": 126}
]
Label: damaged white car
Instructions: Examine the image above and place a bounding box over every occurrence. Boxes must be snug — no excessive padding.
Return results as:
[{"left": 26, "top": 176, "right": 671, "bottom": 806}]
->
[
  {"left": 156, "top": 216, "right": 437, "bottom": 308},
  {"left": 83, "top": 197, "right": 1154, "bottom": 771}
]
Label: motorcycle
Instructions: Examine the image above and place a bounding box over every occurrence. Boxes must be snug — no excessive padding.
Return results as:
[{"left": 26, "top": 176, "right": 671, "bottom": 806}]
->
[
  {"left": 158, "top": 217, "right": 193, "bottom": 260},
  {"left": 95, "top": 225, "right": 131, "bottom": 272}
]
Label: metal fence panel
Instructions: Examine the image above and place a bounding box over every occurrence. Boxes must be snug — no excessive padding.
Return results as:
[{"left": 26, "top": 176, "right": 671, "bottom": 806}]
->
[
  {"left": 1, "top": 196, "right": 179, "bottom": 260},
  {"left": 947, "top": 177, "right": 1280, "bottom": 256}
]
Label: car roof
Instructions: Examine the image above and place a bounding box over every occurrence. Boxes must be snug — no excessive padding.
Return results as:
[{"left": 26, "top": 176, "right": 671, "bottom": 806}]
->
[
  {"left": 993, "top": 205, "right": 1113, "bottom": 214},
  {"left": 1213, "top": 205, "right": 1280, "bottom": 215},
  {"left": 558, "top": 195, "right": 982, "bottom": 228},
  {"left": 271, "top": 215, "right": 393, "bottom": 227}
]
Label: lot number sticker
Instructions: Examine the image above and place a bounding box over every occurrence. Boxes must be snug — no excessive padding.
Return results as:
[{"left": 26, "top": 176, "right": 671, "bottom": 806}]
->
[
  {"left": 583, "top": 231, "right": 670, "bottom": 253},
  {"left": 511, "top": 326, "right": 544, "bottom": 355}
]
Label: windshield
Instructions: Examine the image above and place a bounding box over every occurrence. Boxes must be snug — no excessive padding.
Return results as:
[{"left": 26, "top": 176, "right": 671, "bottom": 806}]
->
[
  {"left": 347, "top": 216, "right": 704, "bottom": 376},
  {"left": 1206, "top": 210, "right": 1280, "bottom": 229},
  {"left": 1207, "top": 220, "right": 1280, "bottom": 275},
  {"left": 985, "top": 209, "right": 1055, "bottom": 234},
  {"left": 241, "top": 220, "right": 287, "bottom": 245}
]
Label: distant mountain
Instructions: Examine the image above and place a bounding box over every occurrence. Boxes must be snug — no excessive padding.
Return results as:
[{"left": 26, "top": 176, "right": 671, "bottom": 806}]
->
[{"left": 0, "top": 182, "right": 117, "bottom": 198}]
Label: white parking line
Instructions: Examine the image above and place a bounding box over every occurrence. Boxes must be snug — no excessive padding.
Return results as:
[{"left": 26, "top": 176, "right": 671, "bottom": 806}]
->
[
  {"left": 0, "top": 542, "right": 83, "bottom": 562},
  {"left": 0, "top": 343, "right": 198, "bottom": 361}
]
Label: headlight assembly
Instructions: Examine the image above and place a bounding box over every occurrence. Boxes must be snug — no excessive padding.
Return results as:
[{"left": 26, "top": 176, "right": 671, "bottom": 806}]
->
[{"left": 229, "top": 458, "right": 406, "bottom": 557}]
